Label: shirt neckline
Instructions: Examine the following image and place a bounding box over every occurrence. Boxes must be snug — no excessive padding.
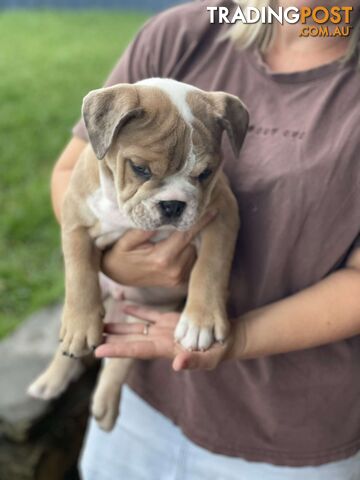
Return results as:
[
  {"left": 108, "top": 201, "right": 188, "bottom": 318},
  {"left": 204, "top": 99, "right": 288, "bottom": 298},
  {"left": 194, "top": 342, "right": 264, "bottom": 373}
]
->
[{"left": 247, "top": 47, "right": 357, "bottom": 84}]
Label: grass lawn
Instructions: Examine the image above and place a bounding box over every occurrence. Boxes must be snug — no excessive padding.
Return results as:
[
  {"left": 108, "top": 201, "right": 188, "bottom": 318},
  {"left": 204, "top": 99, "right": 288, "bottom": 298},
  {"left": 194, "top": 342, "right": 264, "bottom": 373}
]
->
[{"left": 0, "top": 10, "right": 149, "bottom": 338}]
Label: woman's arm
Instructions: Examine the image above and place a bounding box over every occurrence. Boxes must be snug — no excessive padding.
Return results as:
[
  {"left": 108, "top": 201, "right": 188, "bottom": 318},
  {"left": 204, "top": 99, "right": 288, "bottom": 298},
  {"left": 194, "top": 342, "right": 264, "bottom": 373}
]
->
[
  {"left": 96, "top": 252, "right": 360, "bottom": 370},
  {"left": 235, "top": 260, "right": 360, "bottom": 360},
  {"left": 51, "top": 137, "right": 88, "bottom": 223}
]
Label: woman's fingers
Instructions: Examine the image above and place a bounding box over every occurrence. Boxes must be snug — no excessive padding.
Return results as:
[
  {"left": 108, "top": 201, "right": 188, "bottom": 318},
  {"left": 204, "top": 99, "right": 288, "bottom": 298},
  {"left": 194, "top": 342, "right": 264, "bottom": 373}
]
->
[
  {"left": 95, "top": 330, "right": 175, "bottom": 358},
  {"left": 173, "top": 351, "right": 207, "bottom": 371},
  {"left": 123, "top": 305, "right": 163, "bottom": 322},
  {"left": 157, "top": 209, "right": 218, "bottom": 257},
  {"left": 104, "top": 333, "right": 152, "bottom": 343},
  {"left": 123, "top": 305, "right": 179, "bottom": 325},
  {"left": 95, "top": 340, "right": 158, "bottom": 359},
  {"left": 104, "top": 322, "right": 171, "bottom": 336},
  {"left": 104, "top": 323, "right": 150, "bottom": 335},
  {"left": 167, "top": 244, "right": 197, "bottom": 284},
  {"left": 172, "top": 345, "right": 225, "bottom": 371},
  {"left": 109, "top": 209, "right": 217, "bottom": 257},
  {"left": 117, "top": 229, "right": 156, "bottom": 251}
]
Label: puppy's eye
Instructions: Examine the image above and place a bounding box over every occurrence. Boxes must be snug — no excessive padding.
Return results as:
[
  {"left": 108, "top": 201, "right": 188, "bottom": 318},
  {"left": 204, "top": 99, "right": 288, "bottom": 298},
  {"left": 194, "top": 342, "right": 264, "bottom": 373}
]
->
[
  {"left": 129, "top": 160, "right": 151, "bottom": 180},
  {"left": 197, "top": 168, "right": 213, "bottom": 182}
]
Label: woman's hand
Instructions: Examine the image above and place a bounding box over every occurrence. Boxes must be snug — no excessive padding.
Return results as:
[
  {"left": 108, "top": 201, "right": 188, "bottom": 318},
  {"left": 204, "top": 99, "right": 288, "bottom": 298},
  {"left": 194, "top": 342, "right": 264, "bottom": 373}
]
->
[
  {"left": 101, "top": 210, "right": 217, "bottom": 288},
  {"left": 95, "top": 304, "right": 233, "bottom": 371}
]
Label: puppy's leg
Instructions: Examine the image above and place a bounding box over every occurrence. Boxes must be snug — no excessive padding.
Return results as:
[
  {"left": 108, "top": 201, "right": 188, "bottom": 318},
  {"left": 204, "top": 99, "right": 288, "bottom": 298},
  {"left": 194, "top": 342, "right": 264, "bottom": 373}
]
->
[
  {"left": 91, "top": 358, "right": 133, "bottom": 431},
  {"left": 60, "top": 227, "right": 104, "bottom": 357},
  {"left": 175, "top": 175, "right": 240, "bottom": 351},
  {"left": 91, "top": 300, "right": 163, "bottom": 432},
  {"left": 27, "top": 346, "right": 84, "bottom": 400}
]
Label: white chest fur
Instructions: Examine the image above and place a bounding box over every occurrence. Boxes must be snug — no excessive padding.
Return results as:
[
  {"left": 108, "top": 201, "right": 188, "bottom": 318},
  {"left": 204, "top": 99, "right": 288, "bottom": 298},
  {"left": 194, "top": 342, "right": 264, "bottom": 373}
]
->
[
  {"left": 86, "top": 182, "right": 187, "bottom": 307},
  {"left": 86, "top": 187, "right": 133, "bottom": 249},
  {"left": 86, "top": 186, "right": 174, "bottom": 250}
]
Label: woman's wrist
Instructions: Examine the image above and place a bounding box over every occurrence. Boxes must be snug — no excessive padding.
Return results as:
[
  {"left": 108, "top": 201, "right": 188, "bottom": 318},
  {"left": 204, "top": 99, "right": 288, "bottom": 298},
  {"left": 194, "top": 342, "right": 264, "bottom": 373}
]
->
[
  {"left": 51, "top": 137, "right": 88, "bottom": 223},
  {"left": 226, "top": 315, "right": 251, "bottom": 361},
  {"left": 225, "top": 268, "right": 360, "bottom": 361}
]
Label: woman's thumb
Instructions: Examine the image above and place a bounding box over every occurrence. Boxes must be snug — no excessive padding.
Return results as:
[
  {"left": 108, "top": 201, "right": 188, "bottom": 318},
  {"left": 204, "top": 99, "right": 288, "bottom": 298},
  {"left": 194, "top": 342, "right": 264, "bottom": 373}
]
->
[{"left": 173, "top": 351, "right": 203, "bottom": 371}]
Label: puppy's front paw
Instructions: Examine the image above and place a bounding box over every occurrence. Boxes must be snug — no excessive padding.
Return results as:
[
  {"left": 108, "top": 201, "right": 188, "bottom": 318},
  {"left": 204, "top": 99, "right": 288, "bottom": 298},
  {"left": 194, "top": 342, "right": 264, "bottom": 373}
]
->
[
  {"left": 60, "top": 310, "right": 104, "bottom": 357},
  {"left": 175, "top": 309, "right": 229, "bottom": 351}
]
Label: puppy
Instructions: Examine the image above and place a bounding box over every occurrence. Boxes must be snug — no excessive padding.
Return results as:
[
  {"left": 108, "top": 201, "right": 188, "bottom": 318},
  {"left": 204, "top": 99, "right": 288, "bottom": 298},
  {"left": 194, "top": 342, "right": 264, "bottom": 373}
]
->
[{"left": 28, "top": 78, "right": 248, "bottom": 431}]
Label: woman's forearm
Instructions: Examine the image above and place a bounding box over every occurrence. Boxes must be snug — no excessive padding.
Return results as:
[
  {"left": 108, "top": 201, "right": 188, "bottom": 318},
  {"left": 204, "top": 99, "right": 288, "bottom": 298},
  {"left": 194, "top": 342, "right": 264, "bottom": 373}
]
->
[
  {"left": 51, "top": 169, "right": 75, "bottom": 223},
  {"left": 51, "top": 137, "right": 87, "bottom": 223},
  {"left": 234, "top": 267, "right": 360, "bottom": 360}
]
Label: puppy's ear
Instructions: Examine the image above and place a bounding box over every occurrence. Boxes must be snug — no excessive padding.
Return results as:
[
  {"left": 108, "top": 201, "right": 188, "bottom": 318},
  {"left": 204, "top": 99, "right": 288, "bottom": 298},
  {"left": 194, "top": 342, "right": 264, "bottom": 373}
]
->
[
  {"left": 209, "top": 92, "right": 249, "bottom": 157},
  {"left": 82, "top": 84, "right": 144, "bottom": 160}
]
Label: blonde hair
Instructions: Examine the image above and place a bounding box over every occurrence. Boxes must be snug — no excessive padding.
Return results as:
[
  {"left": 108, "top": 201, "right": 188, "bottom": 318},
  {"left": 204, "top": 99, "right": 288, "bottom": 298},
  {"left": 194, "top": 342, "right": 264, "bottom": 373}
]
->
[
  {"left": 227, "top": 0, "right": 360, "bottom": 63},
  {"left": 227, "top": 0, "right": 276, "bottom": 52}
]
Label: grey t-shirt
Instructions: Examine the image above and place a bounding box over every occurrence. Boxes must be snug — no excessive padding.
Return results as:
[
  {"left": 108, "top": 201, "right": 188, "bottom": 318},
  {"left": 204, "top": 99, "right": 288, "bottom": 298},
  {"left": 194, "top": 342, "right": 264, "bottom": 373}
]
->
[{"left": 73, "top": 0, "right": 360, "bottom": 466}]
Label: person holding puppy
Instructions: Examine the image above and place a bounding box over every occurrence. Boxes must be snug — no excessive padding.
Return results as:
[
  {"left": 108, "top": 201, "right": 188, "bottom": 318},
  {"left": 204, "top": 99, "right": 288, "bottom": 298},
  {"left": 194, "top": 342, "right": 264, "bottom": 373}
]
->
[{"left": 52, "top": 0, "right": 360, "bottom": 478}]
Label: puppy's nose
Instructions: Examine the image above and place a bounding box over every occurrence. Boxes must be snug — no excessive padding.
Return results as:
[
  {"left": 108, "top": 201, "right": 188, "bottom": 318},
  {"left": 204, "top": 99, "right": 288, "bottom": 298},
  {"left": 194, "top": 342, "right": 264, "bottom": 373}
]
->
[{"left": 159, "top": 200, "right": 186, "bottom": 219}]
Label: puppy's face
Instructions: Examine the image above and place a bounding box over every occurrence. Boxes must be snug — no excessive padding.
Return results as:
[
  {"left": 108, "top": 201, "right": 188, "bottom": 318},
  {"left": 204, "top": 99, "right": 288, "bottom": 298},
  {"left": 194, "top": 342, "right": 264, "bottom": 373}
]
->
[{"left": 83, "top": 79, "right": 248, "bottom": 230}]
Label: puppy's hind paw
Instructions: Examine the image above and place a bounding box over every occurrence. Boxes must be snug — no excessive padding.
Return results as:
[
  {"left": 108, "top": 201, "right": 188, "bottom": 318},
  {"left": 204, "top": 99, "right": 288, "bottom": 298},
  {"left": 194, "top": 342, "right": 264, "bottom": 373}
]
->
[
  {"left": 91, "top": 387, "right": 121, "bottom": 432},
  {"left": 28, "top": 375, "right": 65, "bottom": 401},
  {"left": 27, "top": 360, "right": 84, "bottom": 400}
]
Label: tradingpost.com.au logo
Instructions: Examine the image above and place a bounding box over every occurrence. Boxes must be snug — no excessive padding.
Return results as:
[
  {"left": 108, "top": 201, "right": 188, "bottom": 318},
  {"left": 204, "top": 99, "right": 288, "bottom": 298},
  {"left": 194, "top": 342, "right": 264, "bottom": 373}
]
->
[{"left": 207, "top": 5, "right": 354, "bottom": 37}]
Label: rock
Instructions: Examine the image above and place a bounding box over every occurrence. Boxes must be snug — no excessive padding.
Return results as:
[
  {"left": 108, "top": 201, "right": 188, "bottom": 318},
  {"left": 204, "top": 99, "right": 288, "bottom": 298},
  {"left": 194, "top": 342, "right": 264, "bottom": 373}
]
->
[
  {"left": 0, "top": 304, "right": 99, "bottom": 480},
  {"left": 0, "top": 304, "right": 62, "bottom": 440}
]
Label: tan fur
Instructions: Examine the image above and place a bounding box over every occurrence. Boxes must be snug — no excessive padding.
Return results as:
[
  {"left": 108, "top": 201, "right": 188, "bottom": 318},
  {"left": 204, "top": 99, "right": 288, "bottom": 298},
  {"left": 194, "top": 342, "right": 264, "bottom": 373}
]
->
[
  {"left": 28, "top": 79, "right": 248, "bottom": 431},
  {"left": 181, "top": 175, "right": 240, "bottom": 341}
]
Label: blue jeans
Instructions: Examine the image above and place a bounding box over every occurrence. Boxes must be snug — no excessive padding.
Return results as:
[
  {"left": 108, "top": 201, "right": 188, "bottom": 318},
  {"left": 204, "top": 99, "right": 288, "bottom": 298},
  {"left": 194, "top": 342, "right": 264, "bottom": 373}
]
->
[{"left": 80, "top": 386, "right": 360, "bottom": 480}]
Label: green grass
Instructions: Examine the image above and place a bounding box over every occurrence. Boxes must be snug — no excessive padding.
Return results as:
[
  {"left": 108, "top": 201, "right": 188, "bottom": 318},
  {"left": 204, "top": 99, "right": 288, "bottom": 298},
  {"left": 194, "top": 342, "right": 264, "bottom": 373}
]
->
[{"left": 0, "top": 10, "right": 149, "bottom": 338}]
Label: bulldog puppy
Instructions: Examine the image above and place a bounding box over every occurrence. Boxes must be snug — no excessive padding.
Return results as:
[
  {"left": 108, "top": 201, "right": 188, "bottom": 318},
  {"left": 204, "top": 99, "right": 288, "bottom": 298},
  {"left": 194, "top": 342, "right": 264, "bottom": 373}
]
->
[{"left": 28, "top": 78, "right": 248, "bottom": 431}]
